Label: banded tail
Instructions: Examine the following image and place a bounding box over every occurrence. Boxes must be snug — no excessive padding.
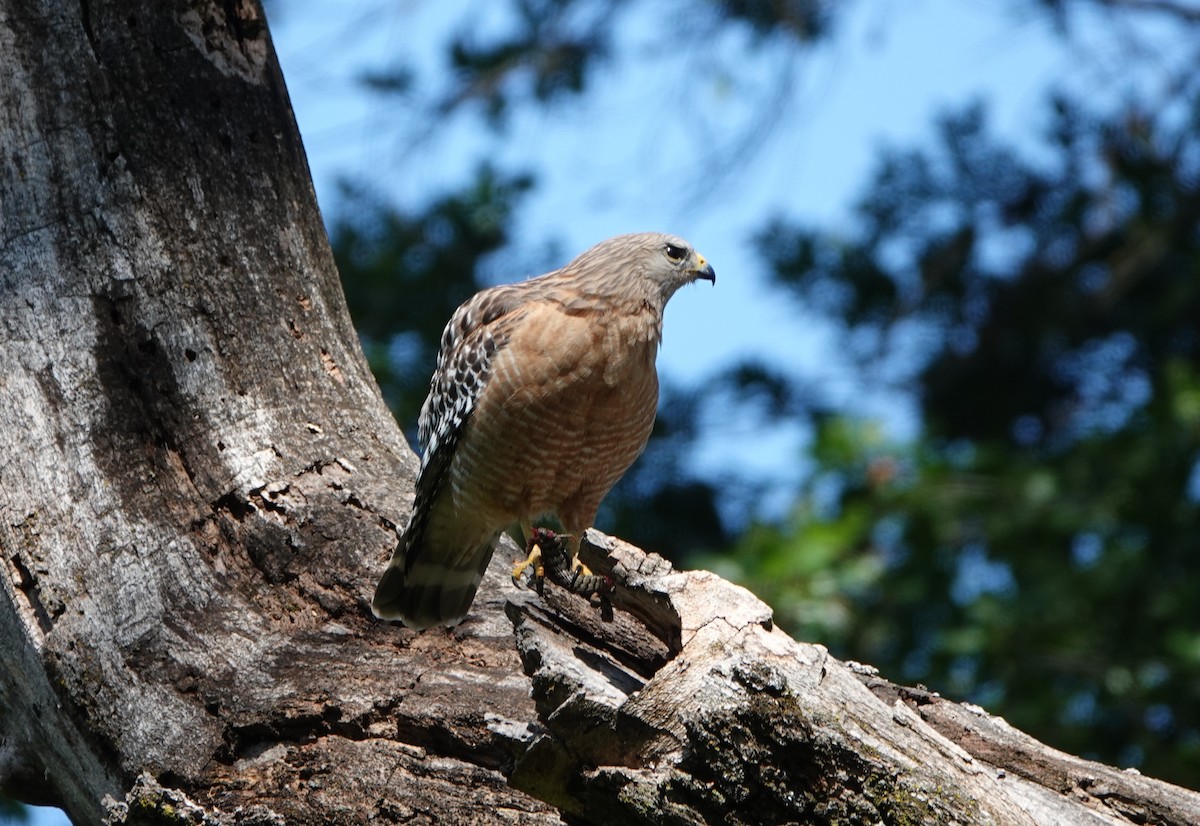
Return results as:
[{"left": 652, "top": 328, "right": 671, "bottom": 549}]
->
[{"left": 371, "top": 525, "right": 498, "bottom": 629}]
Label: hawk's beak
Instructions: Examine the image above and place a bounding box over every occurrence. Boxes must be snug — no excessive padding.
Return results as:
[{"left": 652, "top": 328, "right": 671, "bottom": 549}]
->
[{"left": 694, "top": 254, "right": 716, "bottom": 285}]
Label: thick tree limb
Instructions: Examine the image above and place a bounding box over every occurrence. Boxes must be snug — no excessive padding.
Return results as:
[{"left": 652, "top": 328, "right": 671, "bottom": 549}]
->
[{"left": 501, "top": 533, "right": 1200, "bottom": 825}]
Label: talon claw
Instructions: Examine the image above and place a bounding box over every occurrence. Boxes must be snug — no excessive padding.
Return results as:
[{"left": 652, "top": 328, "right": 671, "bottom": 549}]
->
[{"left": 511, "top": 541, "right": 544, "bottom": 590}]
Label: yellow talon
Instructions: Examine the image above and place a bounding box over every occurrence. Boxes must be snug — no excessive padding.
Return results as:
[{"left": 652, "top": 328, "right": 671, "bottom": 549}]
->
[
  {"left": 511, "top": 542, "right": 543, "bottom": 587},
  {"left": 567, "top": 553, "right": 592, "bottom": 589}
]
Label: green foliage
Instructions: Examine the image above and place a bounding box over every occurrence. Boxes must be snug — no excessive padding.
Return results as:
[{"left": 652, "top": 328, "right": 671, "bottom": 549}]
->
[{"left": 720, "top": 85, "right": 1200, "bottom": 785}]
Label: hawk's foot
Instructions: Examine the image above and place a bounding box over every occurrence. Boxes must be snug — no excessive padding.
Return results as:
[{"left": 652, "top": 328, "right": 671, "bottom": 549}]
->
[
  {"left": 567, "top": 552, "right": 593, "bottom": 587},
  {"left": 511, "top": 541, "right": 545, "bottom": 594}
]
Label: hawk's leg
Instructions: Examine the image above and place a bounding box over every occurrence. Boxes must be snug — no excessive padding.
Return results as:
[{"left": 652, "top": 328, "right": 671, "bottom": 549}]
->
[
  {"left": 511, "top": 525, "right": 547, "bottom": 595},
  {"left": 564, "top": 533, "right": 594, "bottom": 585}
]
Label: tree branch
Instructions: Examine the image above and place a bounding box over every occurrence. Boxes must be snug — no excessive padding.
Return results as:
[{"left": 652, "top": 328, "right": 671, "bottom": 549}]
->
[{"left": 498, "top": 531, "right": 1200, "bottom": 825}]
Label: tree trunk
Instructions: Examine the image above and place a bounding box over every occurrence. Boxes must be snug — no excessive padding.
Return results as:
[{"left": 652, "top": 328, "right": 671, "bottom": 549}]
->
[{"left": 0, "top": 1, "right": 1197, "bottom": 824}]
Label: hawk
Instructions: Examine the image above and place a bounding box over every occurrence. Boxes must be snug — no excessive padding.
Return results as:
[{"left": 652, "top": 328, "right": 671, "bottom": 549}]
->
[{"left": 371, "top": 232, "right": 715, "bottom": 628}]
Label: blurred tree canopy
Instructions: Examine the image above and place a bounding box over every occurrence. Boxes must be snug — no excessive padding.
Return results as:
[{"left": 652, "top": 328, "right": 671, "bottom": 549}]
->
[
  {"left": 0, "top": 794, "right": 29, "bottom": 822},
  {"left": 713, "top": 93, "right": 1200, "bottom": 783},
  {"left": 319, "top": 0, "right": 1200, "bottom": 789}
]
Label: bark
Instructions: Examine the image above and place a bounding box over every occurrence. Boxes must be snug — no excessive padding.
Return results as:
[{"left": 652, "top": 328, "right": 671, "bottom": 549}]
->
[{"left": 0, "top": 0, "right": 1198, "bottom": 824}]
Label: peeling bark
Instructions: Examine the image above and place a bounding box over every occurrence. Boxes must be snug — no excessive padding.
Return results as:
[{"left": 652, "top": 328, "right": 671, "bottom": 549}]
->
[
  {"left": 1, "top": 1, "right": 1199, "bottom": 824},
  {"left": 505, "top": 533, "right": 1200, "bottom": 825}
]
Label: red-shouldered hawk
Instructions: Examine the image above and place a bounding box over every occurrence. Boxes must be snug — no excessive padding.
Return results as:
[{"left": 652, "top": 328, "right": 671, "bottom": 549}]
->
[{"left": 371, "top": 232, "right": 715, "bottom": 628}]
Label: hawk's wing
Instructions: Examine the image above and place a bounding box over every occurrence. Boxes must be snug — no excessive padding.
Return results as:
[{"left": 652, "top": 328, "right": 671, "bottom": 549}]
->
[
  {"left": 403, "top": 284, "right": 530, "bottom": 571},
  {"left": 418, "top": 285, "right": 524, "bottom": 462}
]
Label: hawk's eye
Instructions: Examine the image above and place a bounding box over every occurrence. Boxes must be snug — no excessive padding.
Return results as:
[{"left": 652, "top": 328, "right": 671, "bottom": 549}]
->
[{"left": 664, "top": 243, "right": 687, "bottom": 262}]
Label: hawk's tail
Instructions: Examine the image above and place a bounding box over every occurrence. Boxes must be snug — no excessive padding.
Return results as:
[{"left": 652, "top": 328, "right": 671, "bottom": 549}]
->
[{"left": 371, "top": 532, "right": 496, "bottom": 629}]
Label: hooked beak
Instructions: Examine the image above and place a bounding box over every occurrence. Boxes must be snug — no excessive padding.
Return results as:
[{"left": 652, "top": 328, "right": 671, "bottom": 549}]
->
[{"left": 693, "top": 254, "right": 716, "bottom": 285}]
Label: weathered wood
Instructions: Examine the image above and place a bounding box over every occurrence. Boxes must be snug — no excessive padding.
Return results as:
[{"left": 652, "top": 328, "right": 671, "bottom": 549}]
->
[
  {"left": 1, "top": 1, "right": 1198, "bottom": 824},
  {"left": 505, "top": 533, "right": 1200, "bottom": 825}
]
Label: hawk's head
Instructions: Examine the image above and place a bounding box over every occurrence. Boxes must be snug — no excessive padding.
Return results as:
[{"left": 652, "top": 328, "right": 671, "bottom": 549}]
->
[{"left": 567, "top": 232, "right": 716, "bottom": 305}]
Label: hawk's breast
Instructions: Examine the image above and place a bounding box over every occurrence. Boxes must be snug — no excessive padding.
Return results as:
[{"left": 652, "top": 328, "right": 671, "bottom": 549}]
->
[{"left": 447, "top": 299, "right": 660, "bottom": 527}]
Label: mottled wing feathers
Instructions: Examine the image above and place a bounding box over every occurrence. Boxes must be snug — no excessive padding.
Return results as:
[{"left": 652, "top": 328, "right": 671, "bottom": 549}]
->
[
  {"left": 372, "top": 284, "right": 527, "bottom": 624},
  {"left": 418, "top": 284, "right": 524, "bottom": 459}
]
